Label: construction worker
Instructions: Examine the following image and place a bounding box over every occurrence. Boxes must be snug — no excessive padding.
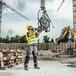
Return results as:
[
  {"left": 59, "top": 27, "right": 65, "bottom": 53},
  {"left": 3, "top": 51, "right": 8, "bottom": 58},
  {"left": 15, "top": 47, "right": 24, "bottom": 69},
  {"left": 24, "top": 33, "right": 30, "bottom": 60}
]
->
[{"left": 24, "top": 25, "right": 41, "bottom": 70}]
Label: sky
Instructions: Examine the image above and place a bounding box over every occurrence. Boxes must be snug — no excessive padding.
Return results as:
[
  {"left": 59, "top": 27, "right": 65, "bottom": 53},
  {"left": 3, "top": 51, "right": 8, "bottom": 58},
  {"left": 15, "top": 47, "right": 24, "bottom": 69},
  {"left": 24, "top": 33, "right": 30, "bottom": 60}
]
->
[{"left": 1, "top": 0, "right": 73, "bottom": 42}]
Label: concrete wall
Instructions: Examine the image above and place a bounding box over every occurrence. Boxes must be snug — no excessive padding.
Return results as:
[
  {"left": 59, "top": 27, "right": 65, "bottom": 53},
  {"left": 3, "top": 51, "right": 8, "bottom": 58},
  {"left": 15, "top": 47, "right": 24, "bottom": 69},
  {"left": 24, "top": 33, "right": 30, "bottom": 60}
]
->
[{"left": 0, "top": 41, "right": 74, "bottom": 51}]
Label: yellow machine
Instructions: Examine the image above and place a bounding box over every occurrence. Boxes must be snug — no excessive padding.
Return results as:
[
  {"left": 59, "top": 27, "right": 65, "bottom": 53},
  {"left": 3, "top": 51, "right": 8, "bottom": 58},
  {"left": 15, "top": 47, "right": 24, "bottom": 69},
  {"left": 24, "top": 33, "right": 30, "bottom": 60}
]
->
[
  {"left": 61, "top": 27, "right": 76, "bottom": 49},
  {"left": 56, "top": 26, "right": 76, "bottom": 53}
]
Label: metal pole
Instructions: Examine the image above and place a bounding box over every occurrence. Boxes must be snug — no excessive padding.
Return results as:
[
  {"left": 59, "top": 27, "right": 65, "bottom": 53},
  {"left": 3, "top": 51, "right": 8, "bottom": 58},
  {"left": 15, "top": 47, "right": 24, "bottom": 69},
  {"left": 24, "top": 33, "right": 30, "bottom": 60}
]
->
[
  {"left": 40, "top": 0, "right": 45, "bottom": 10},
  {"left": 57, "top": 0, "right": 65, "bottom": 12},
  {"left": 0, "top": 0, "right": 2, "bottom": 37}
]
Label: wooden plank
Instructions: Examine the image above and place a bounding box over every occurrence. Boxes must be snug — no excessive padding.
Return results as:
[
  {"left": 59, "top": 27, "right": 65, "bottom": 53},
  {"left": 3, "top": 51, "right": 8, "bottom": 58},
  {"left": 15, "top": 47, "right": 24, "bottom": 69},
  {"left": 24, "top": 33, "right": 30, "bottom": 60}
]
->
[
  {"left": 17, "top": 56, "right": 24, "bottom": 58},
  {"left": 0, "top": 52, "right": 5, "bottom": 69},
  {"left": 1, "top": 49, "right": 9, "bottom": 52},
  {"left": 10, "top": 49, "right": 16, "bottom": 52},
  {"left": 3, "top": 57, "right": 8, "bottom": 61}
]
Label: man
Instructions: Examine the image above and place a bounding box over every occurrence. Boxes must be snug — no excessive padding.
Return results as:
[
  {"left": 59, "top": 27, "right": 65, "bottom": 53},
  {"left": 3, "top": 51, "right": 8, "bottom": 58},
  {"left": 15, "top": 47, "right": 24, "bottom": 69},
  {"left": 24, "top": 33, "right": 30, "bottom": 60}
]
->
[{"left": 24, "top": 25, "right": 41, "bottom": 70}]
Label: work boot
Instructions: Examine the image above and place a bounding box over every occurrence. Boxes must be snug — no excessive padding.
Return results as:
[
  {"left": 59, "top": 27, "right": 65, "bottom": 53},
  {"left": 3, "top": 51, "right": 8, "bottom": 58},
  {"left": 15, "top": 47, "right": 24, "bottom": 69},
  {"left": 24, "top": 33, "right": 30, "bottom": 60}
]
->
[
  {"left": 34, "top": 64, "right": 40, "bottom": 69},
  {"left": 34, "top": 66, "right": 40, "bottom": 69},
  {"left": 24, "top": 64, "right": 29, "bottom": 70},
  {"left": 24, "top": 66, "right": 29, "bottom": 70}
]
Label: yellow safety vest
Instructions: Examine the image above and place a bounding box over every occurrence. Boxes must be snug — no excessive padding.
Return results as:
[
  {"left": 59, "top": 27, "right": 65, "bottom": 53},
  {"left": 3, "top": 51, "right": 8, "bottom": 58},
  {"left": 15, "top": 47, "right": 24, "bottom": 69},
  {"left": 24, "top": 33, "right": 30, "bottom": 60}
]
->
[
  {"left": 26, "top": 31, "right": 37, "bottom": 45},
  {"left": 73, "top": 49, "right": 76, "bottom": 52}
]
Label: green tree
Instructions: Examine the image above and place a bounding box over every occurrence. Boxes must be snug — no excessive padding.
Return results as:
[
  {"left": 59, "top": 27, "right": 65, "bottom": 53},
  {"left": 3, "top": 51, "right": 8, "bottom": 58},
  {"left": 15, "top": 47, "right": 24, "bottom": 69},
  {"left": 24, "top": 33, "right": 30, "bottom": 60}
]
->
[
  {"left": 2, "top": 36, "right": 10, "bottom": 43},
  {"left": 2, "top": 38, "right": 6, "bottom": 43},
  {"left": 5, "top": 36, "right": 10, "bottom": 43},
  {"left": 51, "top": 38, "right": 54, "bottom": 42},
  {"left": 14, "top": 35, "right": 21, "bottom": 43},
  {"left": 43, "top": 35, "right": 50, "bottom": 43},
  {"left": 10, "top": 37, "right": 15, "bottom": 43},
  {"left": 0, "top": 35, "right": 26, "bottom": 43},
  {"left": 60, "top": 27, "right": 70, "bottom": 42},
  {"left": 0, "top": 37, "right": 3, "bottom": 43},
  {"left": 20, "top": 35, "right": 27, "bottom": 43}
]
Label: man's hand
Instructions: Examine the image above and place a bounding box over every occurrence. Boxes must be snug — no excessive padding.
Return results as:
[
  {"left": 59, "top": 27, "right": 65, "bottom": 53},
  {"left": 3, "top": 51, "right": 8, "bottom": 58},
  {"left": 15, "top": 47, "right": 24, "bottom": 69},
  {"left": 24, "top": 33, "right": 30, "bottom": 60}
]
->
[
  {"left": 36, "top": 31, "right": 42, "bottom": 34},
  {"left": 28, "top": 31, "right": 42, "bottom": 37}
]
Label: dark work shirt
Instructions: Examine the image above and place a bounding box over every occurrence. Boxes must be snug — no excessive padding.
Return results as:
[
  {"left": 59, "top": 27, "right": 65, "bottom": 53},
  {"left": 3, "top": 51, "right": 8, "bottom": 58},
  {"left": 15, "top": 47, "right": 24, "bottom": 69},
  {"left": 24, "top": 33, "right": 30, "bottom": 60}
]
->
[{"left": 27, "top": 32, "right": 37, "bottom": 37}]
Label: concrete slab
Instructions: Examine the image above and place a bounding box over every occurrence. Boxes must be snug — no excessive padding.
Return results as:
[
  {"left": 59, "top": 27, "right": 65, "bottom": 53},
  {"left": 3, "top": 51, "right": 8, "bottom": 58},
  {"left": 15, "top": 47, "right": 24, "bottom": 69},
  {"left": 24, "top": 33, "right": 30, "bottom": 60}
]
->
[
  {"left": 60, "top": 58, "right": 76, "bottom": 68},
  {"left": 0, "top": 60, "right": 76, "bottom": 76},
  {"left": 60, "top": 58, "right": 76, "bottom": 64}
]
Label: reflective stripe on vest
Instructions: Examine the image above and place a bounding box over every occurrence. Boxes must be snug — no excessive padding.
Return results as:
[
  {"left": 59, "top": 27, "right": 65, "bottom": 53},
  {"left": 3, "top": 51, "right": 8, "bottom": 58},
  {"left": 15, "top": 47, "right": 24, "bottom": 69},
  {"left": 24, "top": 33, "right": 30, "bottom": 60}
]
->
[
  {"left": 26, "top": 31, "right": 37, "bottom": 45},
  {"left": 28, "top": 37, "right": 35, "bottom": 41}
]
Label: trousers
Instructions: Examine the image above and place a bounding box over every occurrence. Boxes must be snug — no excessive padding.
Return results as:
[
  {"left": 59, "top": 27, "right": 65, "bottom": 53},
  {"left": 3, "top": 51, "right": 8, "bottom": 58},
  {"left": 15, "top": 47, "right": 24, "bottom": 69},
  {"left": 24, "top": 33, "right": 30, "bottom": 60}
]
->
[{"left": 24, "top": 45, "right": 38, "bottom": 66}]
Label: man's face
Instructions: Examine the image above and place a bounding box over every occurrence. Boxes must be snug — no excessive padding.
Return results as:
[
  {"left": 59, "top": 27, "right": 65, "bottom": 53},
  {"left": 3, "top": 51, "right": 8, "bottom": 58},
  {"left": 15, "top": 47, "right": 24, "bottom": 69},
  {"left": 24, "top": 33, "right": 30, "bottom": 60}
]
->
[{"left": 29, "top": 26, "right": 33, "bottom": 31}]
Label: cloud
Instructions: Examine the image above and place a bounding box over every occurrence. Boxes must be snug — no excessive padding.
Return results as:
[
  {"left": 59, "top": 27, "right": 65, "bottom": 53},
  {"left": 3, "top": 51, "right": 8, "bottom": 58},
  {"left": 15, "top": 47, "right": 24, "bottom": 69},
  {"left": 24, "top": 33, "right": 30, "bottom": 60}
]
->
[
  {"left": 7, "top": 29, "right": 15, "bottom": 36},
  {"left": 1, "top": 0, "right": 73, "bottom": 42},
  {"left": 17, "top": 0, "right": 26, "bottom": 11}
]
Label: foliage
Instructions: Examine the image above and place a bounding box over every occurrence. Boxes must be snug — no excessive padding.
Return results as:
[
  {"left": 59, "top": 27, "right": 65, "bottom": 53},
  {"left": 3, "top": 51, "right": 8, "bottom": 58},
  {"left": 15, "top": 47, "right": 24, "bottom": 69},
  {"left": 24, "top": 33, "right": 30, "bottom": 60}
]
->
[
  {"left": 51, "top": 38, "right": 54, "bottom": 42},
  {"left": 43, "top": 35, "right": 50, "bottom": 43},
  {"left": 60, "top": 27, "right": 70, "bottom": 42},
  {"left": 0, "top": 35, "right": 27, "bottom": 43}
]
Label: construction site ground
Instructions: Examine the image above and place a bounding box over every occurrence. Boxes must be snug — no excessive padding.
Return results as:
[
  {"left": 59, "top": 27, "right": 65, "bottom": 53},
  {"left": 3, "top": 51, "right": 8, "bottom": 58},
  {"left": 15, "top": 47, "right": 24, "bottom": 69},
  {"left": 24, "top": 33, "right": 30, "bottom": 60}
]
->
[{"left": 0, "top": 58, "right": 76, "bottom": 76}]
